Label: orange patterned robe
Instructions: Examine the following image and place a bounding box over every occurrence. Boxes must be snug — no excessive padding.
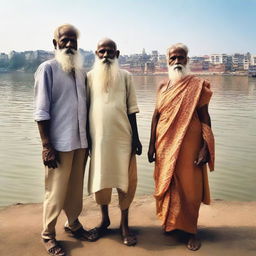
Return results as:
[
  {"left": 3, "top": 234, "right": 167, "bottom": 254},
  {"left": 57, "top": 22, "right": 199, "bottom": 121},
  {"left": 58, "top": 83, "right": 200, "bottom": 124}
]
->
[{"left": 154, "top": 75, "right": 215, "bottom": 234}]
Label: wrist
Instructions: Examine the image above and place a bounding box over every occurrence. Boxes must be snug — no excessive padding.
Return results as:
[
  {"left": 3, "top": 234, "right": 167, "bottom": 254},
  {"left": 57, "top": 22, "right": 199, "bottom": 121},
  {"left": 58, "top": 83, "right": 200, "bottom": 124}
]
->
[{"left": 42, "top": 142, "right": 52, "bottom": 148}]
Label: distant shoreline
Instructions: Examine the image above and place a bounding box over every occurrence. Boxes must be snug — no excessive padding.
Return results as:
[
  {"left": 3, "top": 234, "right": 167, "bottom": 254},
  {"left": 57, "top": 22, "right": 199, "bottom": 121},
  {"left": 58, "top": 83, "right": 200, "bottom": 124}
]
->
[{"left": 0, "top": 70, "right": 254, "bottom": 77}]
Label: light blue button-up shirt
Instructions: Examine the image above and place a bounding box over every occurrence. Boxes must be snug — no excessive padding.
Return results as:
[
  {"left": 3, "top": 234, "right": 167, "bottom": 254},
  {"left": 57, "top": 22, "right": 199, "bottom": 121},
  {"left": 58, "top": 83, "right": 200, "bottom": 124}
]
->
[{"left": 34, "top": 59, "right": 88, "bottom": 152}]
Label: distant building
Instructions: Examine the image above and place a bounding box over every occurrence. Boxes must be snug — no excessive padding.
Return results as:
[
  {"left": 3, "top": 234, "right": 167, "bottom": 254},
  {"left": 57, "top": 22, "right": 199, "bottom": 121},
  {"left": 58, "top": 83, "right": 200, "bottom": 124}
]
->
[
  {"left": 232, "top": 53, "right": 245, "bottom": 71},
  {"left": 145, "top": 61, "right": 155, "bottom": 74},
  {"left": 251, "top": 55, "right": 256, "bottom": 65},
  {"left": 0, "top": 53, "right": 8, "bottom": 61},
  {"left": 208, "top": 63, "right": 225, "bottom": 73},
  {"left": 1, "top": 49, "right": 256, "bottom": 75},
  {"left": 151, "top": 50, "right": 158, "bottom": 63},
  {"left": 248, "top": 65, "right": 256, "bottom": 76}
]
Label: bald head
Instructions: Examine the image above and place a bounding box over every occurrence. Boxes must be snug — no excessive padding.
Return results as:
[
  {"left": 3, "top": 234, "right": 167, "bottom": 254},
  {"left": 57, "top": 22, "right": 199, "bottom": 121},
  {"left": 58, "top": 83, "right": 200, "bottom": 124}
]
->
[
  {"left": 95, "top": 38, "right": 120, "bottom": 64},
  {"left": 97, "top": 38, "right": 117, "bottom": 51}
]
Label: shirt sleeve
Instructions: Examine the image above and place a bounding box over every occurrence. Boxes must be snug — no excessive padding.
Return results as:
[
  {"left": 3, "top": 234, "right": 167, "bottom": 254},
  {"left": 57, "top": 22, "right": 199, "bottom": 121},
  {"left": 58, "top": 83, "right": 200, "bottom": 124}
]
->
[
  {"left": 125, "top": 72, "right": 139, "bottom": 114},
  {"left": 34, "top": 63, "right": 52, "bottom": 121},
  {"left": 197, "top": 80, "right": 213, "bottom": 108}
]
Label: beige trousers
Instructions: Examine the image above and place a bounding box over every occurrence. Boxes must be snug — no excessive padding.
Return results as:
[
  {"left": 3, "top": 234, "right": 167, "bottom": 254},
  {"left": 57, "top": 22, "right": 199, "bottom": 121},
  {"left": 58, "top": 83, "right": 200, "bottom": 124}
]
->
[
  {"left": 41, "top": 149, "right": 88, "bottom": 239},
  {"left": 95, "top": 154, "right": 137, "bottom": 210}
]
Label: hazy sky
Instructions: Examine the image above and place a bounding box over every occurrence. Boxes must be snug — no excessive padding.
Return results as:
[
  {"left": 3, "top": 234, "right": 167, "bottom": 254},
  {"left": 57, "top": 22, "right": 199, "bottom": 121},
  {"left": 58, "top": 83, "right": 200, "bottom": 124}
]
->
[{"left": 1, "top": 0, "right": 255, "bottom": 56}]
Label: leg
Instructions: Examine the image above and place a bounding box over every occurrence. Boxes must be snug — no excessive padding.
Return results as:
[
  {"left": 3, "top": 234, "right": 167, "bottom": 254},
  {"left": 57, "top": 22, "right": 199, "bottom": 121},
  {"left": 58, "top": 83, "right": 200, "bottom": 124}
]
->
[
  {"left": 93, "top": 189, "right": 112, "bottom": 236},
  {"left": 63, "top": 149, "right": 99, "bottom": 241},
  {"left": 64, "top": 149, "right": 87, "bottom": 231},
  {"left": 119, "top": 208, "right": 137, "bottom": 246},
  {"left": 42, "top": 151, "right": 74, "bottom": 240},
  {"left": 42, "top": 151, "right": 74, "bottom": 255},
  {"left": 118, "top": 154, "right": 137, "bottom": 246},
  {"left": 99, "top": 205, "right": 111, "bottom": 229}
]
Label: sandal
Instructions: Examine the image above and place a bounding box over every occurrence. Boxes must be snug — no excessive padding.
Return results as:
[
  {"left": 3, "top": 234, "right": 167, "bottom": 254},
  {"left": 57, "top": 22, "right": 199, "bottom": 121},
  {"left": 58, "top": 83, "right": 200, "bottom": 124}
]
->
[
  {"left": 89, "top": 226, "right": 110, "bottom": 238},
  {"left": 64, "top": 226, "right": 99, "bottom": 242},
  {"left": 43, "top": 239, "right": 65, "bottom": 256}
]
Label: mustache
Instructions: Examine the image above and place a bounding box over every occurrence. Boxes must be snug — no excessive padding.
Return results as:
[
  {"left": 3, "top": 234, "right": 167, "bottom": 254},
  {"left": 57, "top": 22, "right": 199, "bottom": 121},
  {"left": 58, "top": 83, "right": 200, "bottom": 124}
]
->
[
  {"left": 101, "top": 58, "right": 115, "bottom": 64},
  {"left": 64, "top": 48, "right": 76, "bottom": 55},
  {"left": 173, "top": 64, "right": 184, "bottom": 70}
]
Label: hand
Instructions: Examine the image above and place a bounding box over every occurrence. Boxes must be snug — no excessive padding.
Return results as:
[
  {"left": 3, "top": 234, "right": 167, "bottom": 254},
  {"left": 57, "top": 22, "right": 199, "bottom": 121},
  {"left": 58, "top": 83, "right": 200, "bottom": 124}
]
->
[
  {"left": 132, "top": 138, "right": 142, "bottom": 155},
  {"left": 194, "top": 145, "right": 209, "bottom": 167},
  {"left": 42, "top": 144, "right": 59, "bottom": 169},
  {"left": 148, "top": 144, "right": 156, "bottom": 163}
]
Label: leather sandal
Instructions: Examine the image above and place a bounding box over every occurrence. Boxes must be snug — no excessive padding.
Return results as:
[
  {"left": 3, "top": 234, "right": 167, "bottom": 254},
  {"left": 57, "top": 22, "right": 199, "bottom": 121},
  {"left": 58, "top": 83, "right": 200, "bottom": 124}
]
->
[{"left": 43, "top": 239, "right": 65, "bottom": 256}]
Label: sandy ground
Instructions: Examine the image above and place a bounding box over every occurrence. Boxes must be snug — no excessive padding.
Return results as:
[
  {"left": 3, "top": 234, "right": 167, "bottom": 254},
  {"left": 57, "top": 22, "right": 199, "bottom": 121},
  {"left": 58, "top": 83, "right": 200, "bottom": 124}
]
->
[{"left": 0, "top": 195, "right": 256, "bottom": 256}]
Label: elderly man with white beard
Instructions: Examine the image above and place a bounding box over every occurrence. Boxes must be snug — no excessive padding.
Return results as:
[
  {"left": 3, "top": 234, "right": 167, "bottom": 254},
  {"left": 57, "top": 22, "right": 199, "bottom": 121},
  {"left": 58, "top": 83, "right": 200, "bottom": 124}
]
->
[
  {"left": 34, "top": 24, "right": 99, "bottom": 256},
  {"left": 87, "top": 38, "right": 142, "bottom": 246},
  {"left": 148, "top": 43, "right": 215, "bottom": 251}
]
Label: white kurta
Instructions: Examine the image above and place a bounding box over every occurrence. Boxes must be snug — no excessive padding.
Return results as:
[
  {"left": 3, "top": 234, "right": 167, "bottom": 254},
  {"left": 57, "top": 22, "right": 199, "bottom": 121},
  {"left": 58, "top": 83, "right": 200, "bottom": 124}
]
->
[{"left": 87, "top": 69, "right": 139, "bottom": 194}]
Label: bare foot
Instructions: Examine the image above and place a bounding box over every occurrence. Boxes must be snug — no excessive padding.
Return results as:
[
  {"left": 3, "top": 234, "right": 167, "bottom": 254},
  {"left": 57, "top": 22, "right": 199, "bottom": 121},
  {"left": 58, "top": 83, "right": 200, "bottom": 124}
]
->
[
  {"left": 120, "top": 227, "right": 137, "bottom": 246},
  {"left": 91, "top": 219, "right": 110, "bottom": 238},
  {"left": 187, "top": 234, "right": 201, "bottom": 251}
]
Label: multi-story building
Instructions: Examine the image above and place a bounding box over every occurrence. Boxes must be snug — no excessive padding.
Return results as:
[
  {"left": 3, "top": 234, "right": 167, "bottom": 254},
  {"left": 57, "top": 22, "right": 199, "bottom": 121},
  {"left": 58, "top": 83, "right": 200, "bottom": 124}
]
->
[
  {"left": 232, "top": 53, "right": 245, "bottom": 71},
  {"left": 251, "top": 55, "right": 256, "bottom": 65},
  {"left": 0, "top": 53, "right": 8, "bottom": 61}
]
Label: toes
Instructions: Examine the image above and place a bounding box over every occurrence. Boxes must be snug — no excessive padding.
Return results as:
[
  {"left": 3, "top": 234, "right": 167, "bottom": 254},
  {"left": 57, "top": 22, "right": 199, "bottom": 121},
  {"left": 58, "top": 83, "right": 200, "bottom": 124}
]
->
[{"left": 122, "top": 235, "right": 137, "bottom": 246}]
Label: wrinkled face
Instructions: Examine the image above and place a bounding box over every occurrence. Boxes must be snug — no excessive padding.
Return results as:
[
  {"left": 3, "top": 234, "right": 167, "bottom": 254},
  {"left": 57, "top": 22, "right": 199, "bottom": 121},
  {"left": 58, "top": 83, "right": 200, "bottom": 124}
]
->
[
  {"left": 96, "top": 40, "right": 119, "bottom": 64},
  {"left": 168, "top": 48, "right": 188, "bottom": 68},
  {"left": 54, "top": 27, "right": 77, "bottom": 54}
]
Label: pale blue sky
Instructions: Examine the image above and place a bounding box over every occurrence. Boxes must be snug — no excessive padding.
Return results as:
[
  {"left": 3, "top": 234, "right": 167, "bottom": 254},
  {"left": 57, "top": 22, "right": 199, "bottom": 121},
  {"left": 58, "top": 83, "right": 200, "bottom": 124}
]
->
[{"left": 0, "top": 0, "right": 255, "bottom": 55}]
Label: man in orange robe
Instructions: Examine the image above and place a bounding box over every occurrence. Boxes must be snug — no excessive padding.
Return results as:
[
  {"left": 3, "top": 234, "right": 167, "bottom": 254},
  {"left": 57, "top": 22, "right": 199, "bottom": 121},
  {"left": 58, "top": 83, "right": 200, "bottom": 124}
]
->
[{"left": 148, "top": 43, "right": 215, "bottom": 251}]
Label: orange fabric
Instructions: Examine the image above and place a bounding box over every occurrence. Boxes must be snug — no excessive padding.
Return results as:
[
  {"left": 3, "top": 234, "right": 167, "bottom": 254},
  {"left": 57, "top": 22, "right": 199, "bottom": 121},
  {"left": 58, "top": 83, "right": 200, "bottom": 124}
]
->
[
  {"left": 154, "top": 75, "right": 215, "bottom": 233},
  {"left": 202, "top": 123, "right": 215, "bottom": 171}
]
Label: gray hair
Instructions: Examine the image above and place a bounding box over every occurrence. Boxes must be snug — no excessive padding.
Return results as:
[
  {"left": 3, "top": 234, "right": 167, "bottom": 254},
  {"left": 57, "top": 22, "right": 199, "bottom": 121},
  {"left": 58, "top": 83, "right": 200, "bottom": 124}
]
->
[
  {"left": 54, "top": 24, "right": 80, "bottom": 40},
  {"left": 167, "top": 43, "right": 189, "bottom": 56}
]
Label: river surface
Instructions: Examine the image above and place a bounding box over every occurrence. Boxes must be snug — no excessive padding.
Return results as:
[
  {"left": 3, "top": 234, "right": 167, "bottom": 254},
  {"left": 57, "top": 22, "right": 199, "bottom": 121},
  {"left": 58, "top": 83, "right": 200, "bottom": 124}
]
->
[{"left": 0, "top": 72, "right": 256, "bottom": 207}]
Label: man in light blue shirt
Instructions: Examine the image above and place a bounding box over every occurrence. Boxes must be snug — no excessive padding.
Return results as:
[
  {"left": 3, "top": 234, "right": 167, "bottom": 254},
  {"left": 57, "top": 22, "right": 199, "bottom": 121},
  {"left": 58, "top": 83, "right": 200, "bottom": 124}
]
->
[{"left": 34, "top": 24, "right": 98, "bottom": 256}]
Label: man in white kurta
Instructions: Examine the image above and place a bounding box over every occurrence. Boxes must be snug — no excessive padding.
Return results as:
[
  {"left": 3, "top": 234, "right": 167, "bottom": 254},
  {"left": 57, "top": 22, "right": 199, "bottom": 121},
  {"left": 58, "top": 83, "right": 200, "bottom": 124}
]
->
[{"left": 87, "top": 38, "right": 142, "bottom": 246}]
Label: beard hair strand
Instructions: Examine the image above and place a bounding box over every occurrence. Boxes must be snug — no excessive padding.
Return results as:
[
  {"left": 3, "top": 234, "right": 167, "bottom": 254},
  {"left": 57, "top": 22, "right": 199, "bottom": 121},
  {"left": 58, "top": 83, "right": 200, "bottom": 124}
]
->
[
  {"left": 92, "top": 57, "right": 120, "bottom": 92},
  {"left": 55, "top": 49, "right": 82, "bottom": 73},
  {"left": 168, "top": 64, "right": 188, "bottom": 84}
]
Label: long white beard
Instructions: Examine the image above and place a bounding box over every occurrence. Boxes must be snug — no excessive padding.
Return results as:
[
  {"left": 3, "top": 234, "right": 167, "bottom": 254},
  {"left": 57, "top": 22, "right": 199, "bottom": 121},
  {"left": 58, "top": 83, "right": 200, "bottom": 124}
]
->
[
  {"left": 55, "top": 48, "right": 82, "bottom": 73},
  {"left": 168, "top": 64, "right": 188, "bottom": 84},
  {"left": 92, "top": 57, "right": 120, "bottom": 92}
]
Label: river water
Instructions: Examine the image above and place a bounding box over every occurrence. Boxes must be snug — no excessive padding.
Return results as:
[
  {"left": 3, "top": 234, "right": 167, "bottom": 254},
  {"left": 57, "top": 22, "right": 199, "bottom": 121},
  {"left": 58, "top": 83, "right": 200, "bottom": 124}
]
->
[{"left": 0, "top": 72, "right": 256, "bottom": 207}]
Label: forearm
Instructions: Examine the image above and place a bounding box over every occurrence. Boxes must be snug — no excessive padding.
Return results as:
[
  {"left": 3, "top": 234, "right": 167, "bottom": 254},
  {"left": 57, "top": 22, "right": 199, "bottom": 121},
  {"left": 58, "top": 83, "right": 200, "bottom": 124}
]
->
[
  {"left": 197, "top": 104, "right": 211, "bottom": 127},
  {"left": 149, "top": 110, "right": 159, "bottom": 147},
  {"left": 37, "top": 120, "right": 51, "bottom": 147},
  {"left": 128, "top": 113, "right": 139, "bottom": 140}
]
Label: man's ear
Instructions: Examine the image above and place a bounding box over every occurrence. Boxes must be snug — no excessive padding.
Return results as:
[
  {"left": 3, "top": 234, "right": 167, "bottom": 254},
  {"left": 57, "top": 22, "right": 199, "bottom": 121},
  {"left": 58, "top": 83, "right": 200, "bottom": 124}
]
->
[
  {"left": 186, "top": 56, "right": 189, "bottom": 64},
  {"left": 53, "top": 39, "right": 57, "bottom": 49},
  {"left": 116, "top": 50, "right": 120, "bottom": 58}
]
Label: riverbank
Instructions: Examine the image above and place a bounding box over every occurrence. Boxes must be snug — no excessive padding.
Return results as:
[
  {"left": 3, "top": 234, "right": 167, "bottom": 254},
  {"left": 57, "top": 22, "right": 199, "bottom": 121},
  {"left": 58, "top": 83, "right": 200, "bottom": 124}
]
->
[
  {"left": 1, "top": 70, "right": 254, "bottom": 77},
  {"left": 1, "top": 195, "right": 255, "bottom": 256}
]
